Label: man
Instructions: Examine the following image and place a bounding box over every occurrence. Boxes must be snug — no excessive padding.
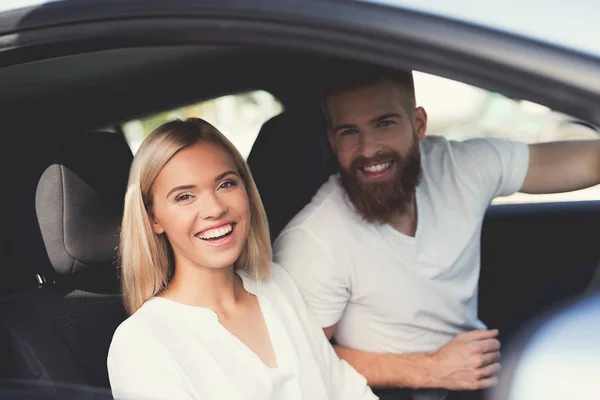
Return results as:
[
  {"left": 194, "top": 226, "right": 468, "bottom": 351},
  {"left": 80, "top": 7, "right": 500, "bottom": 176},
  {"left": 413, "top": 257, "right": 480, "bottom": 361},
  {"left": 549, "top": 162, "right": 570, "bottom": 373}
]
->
[{"left": 273, "top": 61, "right": 600, "bottom": 400}]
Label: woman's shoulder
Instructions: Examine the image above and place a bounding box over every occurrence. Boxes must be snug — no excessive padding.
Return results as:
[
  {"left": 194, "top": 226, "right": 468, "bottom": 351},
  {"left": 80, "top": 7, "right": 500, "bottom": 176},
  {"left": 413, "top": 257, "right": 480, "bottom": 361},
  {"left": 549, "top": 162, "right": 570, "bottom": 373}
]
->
[
  {"left": 240, "top": 263, "right": 298, "bottom": 302},
  {"left": 107, "top": 301, "right": 190, "bottom": 397},
  {"left": 109, "top": 299, "right": 169, "bottom": 355},
  {"left": 268, "top": 261, "right": 292, "bottom": 282},
  {"left": 265, "top": 262, "right": 298, "bottom": 292},
  {"left": 259, "top": 263, "right": 308, "bottom": 310}
]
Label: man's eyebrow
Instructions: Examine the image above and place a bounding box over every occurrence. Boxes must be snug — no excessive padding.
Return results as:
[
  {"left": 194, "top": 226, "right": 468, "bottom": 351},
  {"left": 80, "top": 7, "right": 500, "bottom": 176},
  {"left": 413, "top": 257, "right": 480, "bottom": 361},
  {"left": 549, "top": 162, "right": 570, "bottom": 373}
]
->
[
  {"left": 166, "top": 184, "right": 196, "bottom": 199},
  {"left": 333, "top": 123, "right": 358, "bottom": 133},
  {"left": 333, "top": 114, "right": 403, "bottom": 132},
  {"left": 371, "top": 113, "right": 403, "bottom": 124}
]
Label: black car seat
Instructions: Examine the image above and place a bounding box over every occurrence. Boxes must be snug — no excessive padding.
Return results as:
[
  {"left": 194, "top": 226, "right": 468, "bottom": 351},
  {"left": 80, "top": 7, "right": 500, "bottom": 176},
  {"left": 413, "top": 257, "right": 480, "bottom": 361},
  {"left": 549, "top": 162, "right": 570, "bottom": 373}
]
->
[
  {"left": 247, "top": 107, "right": 337, "bottom": 240},
  {"left": 0, "top": 130, "right": 132, "bottom": 391}
]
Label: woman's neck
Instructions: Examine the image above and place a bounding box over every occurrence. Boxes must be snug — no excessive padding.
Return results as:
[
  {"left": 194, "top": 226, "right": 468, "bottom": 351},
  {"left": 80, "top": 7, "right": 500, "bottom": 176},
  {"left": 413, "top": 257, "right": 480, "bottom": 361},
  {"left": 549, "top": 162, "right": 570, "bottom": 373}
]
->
[{"left": 161, "top": 261, "right": 245, "bottom": 315}]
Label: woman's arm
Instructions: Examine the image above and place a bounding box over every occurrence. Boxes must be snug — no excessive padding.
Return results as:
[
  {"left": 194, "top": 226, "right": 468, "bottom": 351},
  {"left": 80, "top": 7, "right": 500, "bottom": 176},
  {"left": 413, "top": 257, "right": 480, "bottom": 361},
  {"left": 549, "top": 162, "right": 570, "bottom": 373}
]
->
[{"left": 318, "top": 324, "right": 379, "bottom": 399}]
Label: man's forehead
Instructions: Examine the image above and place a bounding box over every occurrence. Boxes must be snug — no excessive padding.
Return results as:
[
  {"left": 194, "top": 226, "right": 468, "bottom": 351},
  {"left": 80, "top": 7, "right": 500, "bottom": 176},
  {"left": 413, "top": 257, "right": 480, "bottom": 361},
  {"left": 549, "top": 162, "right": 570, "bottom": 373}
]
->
[{"left": 327, "top": 82, "right": 409, "bottom": 124}]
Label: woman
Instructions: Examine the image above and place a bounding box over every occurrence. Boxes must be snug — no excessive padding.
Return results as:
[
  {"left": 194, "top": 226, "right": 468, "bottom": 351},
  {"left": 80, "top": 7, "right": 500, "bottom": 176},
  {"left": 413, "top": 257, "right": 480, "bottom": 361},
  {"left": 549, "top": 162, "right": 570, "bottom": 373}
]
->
[{"left": 108, "top": 118, "right": 377, "bottom": 400}]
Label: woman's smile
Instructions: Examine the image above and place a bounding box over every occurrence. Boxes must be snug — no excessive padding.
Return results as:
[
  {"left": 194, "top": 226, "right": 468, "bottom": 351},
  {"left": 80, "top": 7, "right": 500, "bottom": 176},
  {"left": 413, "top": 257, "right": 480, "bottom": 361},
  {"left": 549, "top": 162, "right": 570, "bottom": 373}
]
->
[{"left": 195, "top": 221, "right": 237, "bottom": 247}]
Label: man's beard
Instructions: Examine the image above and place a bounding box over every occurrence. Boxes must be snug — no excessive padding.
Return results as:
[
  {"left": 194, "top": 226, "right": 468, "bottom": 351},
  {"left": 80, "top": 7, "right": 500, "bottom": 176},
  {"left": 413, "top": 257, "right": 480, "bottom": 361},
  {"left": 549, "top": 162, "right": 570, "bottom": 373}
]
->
[{"left": 339, "top": 138, "right": 422, "bottom": 224}]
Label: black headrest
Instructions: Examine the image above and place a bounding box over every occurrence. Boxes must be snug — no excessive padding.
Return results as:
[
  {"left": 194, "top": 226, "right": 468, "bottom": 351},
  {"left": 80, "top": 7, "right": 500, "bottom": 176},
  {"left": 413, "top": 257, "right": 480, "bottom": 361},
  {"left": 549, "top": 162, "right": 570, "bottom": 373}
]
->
[
  {"left": 4, "top": 131, "right": 132, "bottom": 292},
  {"left": 247, "top": 108, "right": 337, "bottom": 240},
  {"left": 34, "top": 131, "right": 133, "bottom": 278}
]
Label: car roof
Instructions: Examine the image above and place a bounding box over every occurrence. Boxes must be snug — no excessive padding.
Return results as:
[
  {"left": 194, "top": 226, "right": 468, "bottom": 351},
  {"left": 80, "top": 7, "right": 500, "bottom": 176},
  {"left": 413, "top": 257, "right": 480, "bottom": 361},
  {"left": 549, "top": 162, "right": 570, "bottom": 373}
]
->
[
  {"left": 4, "top": 0, "right": 600, "bottom": 61},
  {"left": 3, "top": 0, "right": 600, "bottom": 131},
  {"left": 0, "top": 0, "right": 60, "bottom": 13},
  {"left": 357, "top": 0, "right": 600, "bottom": 58}
]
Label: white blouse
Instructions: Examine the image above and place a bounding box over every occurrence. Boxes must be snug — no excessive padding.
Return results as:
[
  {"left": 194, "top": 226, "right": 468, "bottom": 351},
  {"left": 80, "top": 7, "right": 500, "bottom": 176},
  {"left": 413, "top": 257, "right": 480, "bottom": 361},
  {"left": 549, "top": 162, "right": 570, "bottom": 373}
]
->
[{"left": 107, "top": 263, "right": 377, "bottom": 400}]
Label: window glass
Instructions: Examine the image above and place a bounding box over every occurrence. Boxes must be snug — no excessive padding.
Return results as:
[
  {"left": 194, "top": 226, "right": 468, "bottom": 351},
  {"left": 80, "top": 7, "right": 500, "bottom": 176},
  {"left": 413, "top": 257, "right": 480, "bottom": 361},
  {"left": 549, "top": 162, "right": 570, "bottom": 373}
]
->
[
  {"left": 122, "top": 90, "right": 283, "bottom": 159},
  {"left": 414, "top": 72, "right": 600, "bottom": 204}
]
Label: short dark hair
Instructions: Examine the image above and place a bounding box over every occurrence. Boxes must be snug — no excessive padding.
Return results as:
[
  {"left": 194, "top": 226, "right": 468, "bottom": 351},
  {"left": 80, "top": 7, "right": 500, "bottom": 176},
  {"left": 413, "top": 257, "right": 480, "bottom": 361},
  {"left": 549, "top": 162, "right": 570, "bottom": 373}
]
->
[{"left": 315, "top": 59, "right": 415, "bottom": 126}]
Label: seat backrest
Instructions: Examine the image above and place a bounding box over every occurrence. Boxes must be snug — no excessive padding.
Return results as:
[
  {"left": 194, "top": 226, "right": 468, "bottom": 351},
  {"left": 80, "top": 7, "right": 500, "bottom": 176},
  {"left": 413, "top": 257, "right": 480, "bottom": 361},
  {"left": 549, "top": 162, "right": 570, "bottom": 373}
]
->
[
  {"left": 0, "top": 131, "right": 132, "bottom": 390},
  {"left": 247, "top": 108, "right": 337, "bottom": 240}
]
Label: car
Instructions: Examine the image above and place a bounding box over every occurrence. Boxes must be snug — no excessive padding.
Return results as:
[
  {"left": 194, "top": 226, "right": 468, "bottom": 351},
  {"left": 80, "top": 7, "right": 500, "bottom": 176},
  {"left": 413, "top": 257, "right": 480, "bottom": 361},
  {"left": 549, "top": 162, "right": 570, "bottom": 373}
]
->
[
  {"left": 0, "top": 0, "right": 599, "bottom": 399},
  {"left": 490, "top": 292, "right": 600, "bottom": 400}
]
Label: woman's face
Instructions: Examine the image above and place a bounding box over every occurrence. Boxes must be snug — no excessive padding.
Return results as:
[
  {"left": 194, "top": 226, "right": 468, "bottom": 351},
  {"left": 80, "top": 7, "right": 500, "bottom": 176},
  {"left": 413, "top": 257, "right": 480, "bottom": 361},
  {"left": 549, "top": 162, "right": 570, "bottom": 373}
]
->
[{"left": 150, "top": 142, "right": 250, "bottom": 271}]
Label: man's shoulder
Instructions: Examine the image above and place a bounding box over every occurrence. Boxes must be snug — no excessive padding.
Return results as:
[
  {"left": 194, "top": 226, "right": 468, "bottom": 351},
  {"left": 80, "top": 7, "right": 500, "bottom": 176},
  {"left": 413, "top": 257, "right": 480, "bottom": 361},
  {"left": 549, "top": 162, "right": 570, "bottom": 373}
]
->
[
  {"left": 419, "top": 135, "right": 514, "bottom": 173},
  {"left": 419, "top": 135, "right": 528, "bottom": 204},
  {"left": 421, "top": 135, "right": 522, "bottom": 158},
  {"left": 419, "top": 136, "right": 461, "bottom": 179},
  {"left": 420, "top": 135, "right": 476, "bottom": 159},
  {"left": 280, "top": 175, "right": 353, "bottom": 233},
  {"left": 274, "top": 175, "right": 364, "bottom": 257},
  {"left": 420, "top": 135, "right": 449, "bottom": 151}
]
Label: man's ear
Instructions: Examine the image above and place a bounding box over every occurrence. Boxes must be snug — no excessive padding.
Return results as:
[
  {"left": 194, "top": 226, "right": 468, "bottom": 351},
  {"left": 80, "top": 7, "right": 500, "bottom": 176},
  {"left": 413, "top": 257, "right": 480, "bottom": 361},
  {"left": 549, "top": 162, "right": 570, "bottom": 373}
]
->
[
  {"left": 327, "top": 128, "right": 337, "bottom": 153},
  {"left": 413, "top": 106, "right": 428, "bottom": 141}
]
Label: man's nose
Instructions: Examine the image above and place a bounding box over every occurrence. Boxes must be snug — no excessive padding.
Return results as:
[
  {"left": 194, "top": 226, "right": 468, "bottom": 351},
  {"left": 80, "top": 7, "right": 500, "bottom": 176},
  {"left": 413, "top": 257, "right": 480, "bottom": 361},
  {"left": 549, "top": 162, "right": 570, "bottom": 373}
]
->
[
  {"left": 357, "top": 131, "right": 379, "bottom": 158},
  {"left": 199, "top": 193, "right": 227, "bottom": 219}
]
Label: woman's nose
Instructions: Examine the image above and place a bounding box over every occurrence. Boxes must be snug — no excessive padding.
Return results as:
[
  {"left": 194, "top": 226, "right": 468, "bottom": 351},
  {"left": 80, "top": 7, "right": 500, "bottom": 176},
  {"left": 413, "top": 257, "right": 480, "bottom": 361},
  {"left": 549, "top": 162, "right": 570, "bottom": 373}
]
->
[{"left": 199, "top": 193, "right": 227, "bottom": 219}]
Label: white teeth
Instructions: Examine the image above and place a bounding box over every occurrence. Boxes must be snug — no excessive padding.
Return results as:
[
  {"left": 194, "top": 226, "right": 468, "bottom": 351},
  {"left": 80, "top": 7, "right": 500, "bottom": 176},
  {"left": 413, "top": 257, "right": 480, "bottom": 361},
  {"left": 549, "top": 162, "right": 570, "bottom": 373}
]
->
[
  {"left": 363, "top": 161, "right": 392, "bottom": 173},
  {"left": 198, "top": 224, "right": 233, "bottom": 240}
]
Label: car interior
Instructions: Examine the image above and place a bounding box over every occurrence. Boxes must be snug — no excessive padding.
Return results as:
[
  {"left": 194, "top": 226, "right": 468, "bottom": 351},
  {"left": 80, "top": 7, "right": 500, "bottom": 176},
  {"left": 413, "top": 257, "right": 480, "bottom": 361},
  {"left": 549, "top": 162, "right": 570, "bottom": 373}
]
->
[{"left": 0, "top": 44, "right": 599, "bottom": 397}]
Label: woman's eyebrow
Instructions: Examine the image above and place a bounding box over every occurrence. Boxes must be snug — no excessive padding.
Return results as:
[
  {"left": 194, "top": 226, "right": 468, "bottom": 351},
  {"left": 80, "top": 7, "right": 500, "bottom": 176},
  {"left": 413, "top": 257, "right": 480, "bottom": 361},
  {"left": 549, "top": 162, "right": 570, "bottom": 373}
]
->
[
  {"left": 215, "top": 170, "right": 239, "bottom": 181},
  {"left": 166, "top": 184, "right": 196, "bottom": 199}
]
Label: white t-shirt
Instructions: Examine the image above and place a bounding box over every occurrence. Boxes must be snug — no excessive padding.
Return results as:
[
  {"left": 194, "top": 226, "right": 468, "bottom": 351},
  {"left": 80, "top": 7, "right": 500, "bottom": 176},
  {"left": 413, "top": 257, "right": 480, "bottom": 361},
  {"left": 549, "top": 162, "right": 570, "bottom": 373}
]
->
[
  {"left": 274, "top": 136, "right": 529, "bottom": 355},
  {"left": 107, "top": 263, "right": 376, "bottom": 400}
]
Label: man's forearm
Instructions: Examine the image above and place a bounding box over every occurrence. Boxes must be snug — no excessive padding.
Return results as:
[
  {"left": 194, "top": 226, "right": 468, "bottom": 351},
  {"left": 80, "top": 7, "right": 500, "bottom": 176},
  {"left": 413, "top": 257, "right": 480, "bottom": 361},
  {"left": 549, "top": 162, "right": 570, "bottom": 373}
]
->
[
  {"left": 333, "top": 345, "right": 435, "bottom": 389},
  {"left": 523, "top": 140, "right": 600, "bottom": 194}
]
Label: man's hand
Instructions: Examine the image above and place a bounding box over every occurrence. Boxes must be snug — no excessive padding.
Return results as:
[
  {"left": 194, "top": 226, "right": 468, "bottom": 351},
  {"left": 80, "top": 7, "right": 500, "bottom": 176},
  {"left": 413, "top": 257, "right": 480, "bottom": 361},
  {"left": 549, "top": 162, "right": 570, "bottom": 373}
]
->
[
  {"left": 328, "top": 325, "right": 501, "bottom": 390},
  {"left": 427, "top": 329, "right": 501, "bottom": 391}
]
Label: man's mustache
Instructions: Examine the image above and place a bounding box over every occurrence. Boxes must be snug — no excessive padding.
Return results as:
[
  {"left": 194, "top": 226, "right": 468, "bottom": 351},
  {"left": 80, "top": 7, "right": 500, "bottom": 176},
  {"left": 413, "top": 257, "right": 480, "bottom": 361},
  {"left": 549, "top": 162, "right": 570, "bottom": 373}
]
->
[{"left": 350, "top": 152, "right": 402, "bottom": 171}]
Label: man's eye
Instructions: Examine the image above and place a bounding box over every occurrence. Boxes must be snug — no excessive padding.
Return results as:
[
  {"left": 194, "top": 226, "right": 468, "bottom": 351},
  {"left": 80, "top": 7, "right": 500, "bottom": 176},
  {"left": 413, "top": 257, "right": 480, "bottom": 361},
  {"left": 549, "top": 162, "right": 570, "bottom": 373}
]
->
[
  {"left": 340, "top": 129, "right": 358, "bottom": 136},
  {"left": 219, "top": 180, "right": 238, "bottom": 190},
  {"left": 175, "top": 193, "right": 193, "bottom": 202},
  {"left": 377, "top": 120, "right": 394, "bottom": 128}
]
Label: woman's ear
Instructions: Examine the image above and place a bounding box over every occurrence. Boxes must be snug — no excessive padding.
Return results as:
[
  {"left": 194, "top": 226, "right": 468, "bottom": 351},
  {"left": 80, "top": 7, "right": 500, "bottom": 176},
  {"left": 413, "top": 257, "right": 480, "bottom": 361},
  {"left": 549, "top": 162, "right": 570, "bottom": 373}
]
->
[{"left": 151, "top": 215, "right": 165, "bottom": 235}]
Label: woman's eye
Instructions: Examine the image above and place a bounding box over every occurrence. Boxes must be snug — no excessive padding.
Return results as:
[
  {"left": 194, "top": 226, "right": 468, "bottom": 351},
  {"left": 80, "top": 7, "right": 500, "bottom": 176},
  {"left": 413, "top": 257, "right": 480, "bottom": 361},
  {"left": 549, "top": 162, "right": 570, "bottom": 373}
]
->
[
  {"left": 219, "top": 180, "right": 238, "bottom": 190},
  {"left": 175, "top": 193, "right": 193, "bottom": 203}
]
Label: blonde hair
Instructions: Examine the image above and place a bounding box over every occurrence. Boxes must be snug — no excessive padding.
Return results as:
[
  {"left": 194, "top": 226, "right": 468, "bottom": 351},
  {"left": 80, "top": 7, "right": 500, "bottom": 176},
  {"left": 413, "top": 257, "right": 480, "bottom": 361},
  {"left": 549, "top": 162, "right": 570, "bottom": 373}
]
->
[{"left": 120, "top": 118, "right": 271, "bottom": 314}]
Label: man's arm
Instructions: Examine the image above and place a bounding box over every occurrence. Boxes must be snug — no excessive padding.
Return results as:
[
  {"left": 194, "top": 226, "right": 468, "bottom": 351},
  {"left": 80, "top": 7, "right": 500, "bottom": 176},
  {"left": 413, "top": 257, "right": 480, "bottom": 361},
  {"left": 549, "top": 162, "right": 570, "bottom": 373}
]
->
[
  {"left": 325, "top": 325, "right": 501, "bottom": 391},
  {"left": 274, "top": 229, "right": 352, "bottom": 329},
  {"left": 521, "top": 140, "right": 600, "bottom": 194}
]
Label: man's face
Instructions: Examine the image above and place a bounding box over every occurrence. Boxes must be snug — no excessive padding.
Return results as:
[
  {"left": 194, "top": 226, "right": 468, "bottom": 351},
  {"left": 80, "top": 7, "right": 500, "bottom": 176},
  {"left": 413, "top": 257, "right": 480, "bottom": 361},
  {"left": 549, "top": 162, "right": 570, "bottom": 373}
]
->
[{"left": 326, "top": 81, "right": 428, "bottom": 223}]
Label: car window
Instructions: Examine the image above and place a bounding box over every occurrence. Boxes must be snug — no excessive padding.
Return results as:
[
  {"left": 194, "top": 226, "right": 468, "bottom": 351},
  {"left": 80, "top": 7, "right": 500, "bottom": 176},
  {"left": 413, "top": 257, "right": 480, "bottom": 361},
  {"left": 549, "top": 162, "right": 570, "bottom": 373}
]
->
[
  {"left": 121, "top": 90, "right": 283, "bottom": 159},
  {"left": 414, "top": 71, "right": 600, "bottom": 205},
  {"left": 118, "top": 77, "right": 599, "bottom": 205}
]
